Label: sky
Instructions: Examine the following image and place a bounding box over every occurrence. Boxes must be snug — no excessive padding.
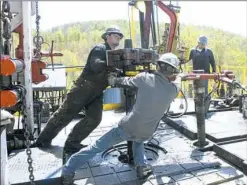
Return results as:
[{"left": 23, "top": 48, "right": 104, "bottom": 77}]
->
[{"left": 32, "top": 1, "right": 247, "bottom": 37}]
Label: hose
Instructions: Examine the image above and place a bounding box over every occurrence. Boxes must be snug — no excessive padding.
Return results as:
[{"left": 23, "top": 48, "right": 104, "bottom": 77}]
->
[{"left": 165, "top": 87, "right": 188, "bottom": 118}]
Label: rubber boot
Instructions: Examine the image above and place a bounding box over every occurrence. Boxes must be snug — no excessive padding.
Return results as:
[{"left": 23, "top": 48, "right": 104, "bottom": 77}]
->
[
  {"left": 61, "top": 173, "right": 75, "bottom": 185},
  {"left": 136, "top": 165, "right": 153, "bottom": 179}
]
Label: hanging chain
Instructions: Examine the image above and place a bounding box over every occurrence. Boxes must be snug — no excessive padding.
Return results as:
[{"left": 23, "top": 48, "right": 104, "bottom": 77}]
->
[
  {"left": 1, "top": 2, "right": 36, "bottom": 184},
  {"left": 33, "top": 1, "right": 43, "bottom": 60},
  {"left": 21, "top": 2, "right": 37, "bottom": 183},
  {"left": 1, "top": 1, "right": 12, "bottom": 55},
  {"left": 19, "top": 86, "right": 36, "bottom": 185}
]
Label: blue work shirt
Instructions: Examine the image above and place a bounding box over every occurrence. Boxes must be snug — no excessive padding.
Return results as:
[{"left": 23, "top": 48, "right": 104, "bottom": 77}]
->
[{"left": 189, "top": 47, "right": 216, "bottom": 73}]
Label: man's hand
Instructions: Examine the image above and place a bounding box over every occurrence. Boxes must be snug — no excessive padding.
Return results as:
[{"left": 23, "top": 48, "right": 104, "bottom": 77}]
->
[
  {"left": 177, "top": 73, "right": 188, "bottom": 80},
  {"left": 108, "top": 73, "right": 118, "bottom": 86}
]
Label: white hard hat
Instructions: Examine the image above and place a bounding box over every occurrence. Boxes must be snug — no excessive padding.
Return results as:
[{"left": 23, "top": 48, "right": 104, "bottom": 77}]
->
[{"left": 157, "top": 53, "right": 180, "bottom": 72}]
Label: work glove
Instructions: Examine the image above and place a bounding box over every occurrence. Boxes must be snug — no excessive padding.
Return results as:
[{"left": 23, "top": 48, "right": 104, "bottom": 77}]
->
[
  {"left": 106, "top": 66, "right": 123, "bottom": 76},
  {"left": 106, "top": 66, "right": 117, "bottom": 72},
  {"left": 108, "top": 72, "right": 118, "bottom": 86},
  {"left": 177, "top": 73, "right": 188, "bottom": 80}
]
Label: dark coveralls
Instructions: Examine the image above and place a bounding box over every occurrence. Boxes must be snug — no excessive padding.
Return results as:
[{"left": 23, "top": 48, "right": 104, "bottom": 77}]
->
[
  {"left": 189, "top": 47, "right": 216, "bottom": 95},
  {"left": 36, "top": 43, "right": 112, "bottom": 153}
]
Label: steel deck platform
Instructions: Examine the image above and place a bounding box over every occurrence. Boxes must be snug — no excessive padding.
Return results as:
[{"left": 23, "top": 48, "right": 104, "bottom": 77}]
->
[
  {"left": 213, "top": 141, "right": 247, "bottom": 175},
  {"left": 168, "top": 98, "right": 233, "bottom": 115},
  {"left": 8, "top": 110, "right": 247, "bottom": 185},
  {"left": 165, "top": 111, "right": 247, "bottom": 142},
  {"left": 8, "top": 146, "right": 63, "bottom": 185}
]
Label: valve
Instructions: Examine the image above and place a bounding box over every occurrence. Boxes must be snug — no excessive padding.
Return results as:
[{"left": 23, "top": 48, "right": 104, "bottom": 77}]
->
[
  {"left": 0, "top": 55, "right": 24, "bottom": 76},
  {"left": 39, "top": 40, "right": 63, "bottom": 71}
]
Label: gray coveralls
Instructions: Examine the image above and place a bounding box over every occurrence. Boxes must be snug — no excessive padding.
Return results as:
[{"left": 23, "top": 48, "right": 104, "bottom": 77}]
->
[
  {"left": 61, "top": 72, "right": 179, "bottom": 178},
  {"left": 36, "top": 43, "right": 112, "bottom": 153}
]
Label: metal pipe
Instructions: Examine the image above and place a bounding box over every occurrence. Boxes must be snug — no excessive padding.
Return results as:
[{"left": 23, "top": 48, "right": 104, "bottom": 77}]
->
[
  {"left": 193, "top": 71, "right": 209, "bottom": 148},
  {"left": 143, "top": 1, "right": 152, "bottom": 49},
  {"left": 125, "top": 90, "right": 135, "bottom": 163},
  {"left": 124, "top": 39, "right": 135, "bottom": 163},
  {"left": 130, "top": 6, "right": 136, "bottom": 48},
  {"left": 139, "top": 11, "right": 145, "bottom": 48},
  {"left": 22, "top": 1, "right": 34, "bottom": 134},
  {"left": 150, "top": 1, "right": 157, "bottom": 47},
  {"left": 182, "top": 74, "right": 235, "bottom": 81},
  {"left": 0, "top": 1, "right": 3, "bottom": 54}
]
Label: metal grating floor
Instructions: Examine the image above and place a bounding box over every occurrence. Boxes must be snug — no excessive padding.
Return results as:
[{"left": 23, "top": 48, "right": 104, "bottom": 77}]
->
[{"left": 8, "top": 110, "right": 247, "bottom": 185}]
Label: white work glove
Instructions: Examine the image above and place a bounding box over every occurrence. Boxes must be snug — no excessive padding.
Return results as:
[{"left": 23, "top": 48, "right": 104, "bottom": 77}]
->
[
  {"left": 174, "top": 73, "right": 188, "bottom": 88},
  {"left": 177, "top": 73, "right": 188, "bottom": 79},
  {"left": 108, "top": 73, "right": 118, "bottom": 86}
]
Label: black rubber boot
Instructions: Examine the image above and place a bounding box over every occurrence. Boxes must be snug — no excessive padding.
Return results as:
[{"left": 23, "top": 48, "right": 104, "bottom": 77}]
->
[
  {"left": 64, "top": 142, "right": 88, "bottom": 154},
  {"left": 63, "top": 143, "right": 88, "bottom": 164},
  {"left": 31, "top": 139, "right": 52, "bottom": 148},
  {"left": 61, "top": 173, "right": 75, "bottom": 185}
]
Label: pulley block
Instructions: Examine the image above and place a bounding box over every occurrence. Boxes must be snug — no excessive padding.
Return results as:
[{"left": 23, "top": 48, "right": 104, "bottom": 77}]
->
[{"left": 31, "top": 59, "right": 48, "bottom": 84}]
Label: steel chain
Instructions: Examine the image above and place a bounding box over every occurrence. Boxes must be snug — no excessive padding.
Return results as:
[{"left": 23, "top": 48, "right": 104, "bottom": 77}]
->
[
  {"left": 1, "top": 1, "right": 12, "bottom": 55},
  {"left": 1, "top": 2, "right": 36, "bottom": 184},
  {"left": 33, "top": 1, "right": 43, "bottom": 59},
  {"left": 21, "top": 2, "right": 38, "bottom": 183},
  {"left": 21, "top": 95, "right": 36, "bottom": 185}
]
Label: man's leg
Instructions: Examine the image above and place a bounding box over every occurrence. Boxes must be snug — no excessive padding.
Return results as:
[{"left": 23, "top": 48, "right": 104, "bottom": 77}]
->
[
  {"left": 61, "top": 127, "right": 125, "bottom": 185},
  {"left": 64, "top": 95, "right": 103, "bottom": 154},
  {"left": 132, "top": 142, "right": 152, "bottom": 179},
  {"left": 35, "top": 86, "right": 86, "bottom": 147},
  {"left": 132, "top": 142, "right": 146, "bottom": 166}
]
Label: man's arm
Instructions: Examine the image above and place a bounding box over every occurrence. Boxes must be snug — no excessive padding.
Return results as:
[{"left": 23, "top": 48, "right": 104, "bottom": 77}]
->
[
  {"left": 108, "top": 73, "right": 144, "bottom": 90},
  {"left": 181, "top": 49, "right": 193, "bottom": 64},
  {"left": 208, "top": 49, "right": 216, "bottom": 73},
  {"left": 189, "top": 49, "right": 194, "bottom": 61},
  {"left": 89, "top": 46, "right": 107, "bottom": 73}
]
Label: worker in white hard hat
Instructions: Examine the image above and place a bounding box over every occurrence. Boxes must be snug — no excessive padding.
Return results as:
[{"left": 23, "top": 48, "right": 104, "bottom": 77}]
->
[
  {"left": 35, "top": 25, "right": 124, "bottom": 156},
  {"left": 61, "top": 53, "right": 181, "bottom": 185},
  {"left": 188, "top": 35, "right": 216, "bottom": 95}
]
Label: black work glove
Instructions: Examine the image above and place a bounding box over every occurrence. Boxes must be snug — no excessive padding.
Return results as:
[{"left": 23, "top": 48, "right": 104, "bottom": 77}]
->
[
  {"left": 106, "top": 66, "right": 123, "bottom": 77},
  {"left": 106, "top": 66, "right": 117, "bottom": 72}
]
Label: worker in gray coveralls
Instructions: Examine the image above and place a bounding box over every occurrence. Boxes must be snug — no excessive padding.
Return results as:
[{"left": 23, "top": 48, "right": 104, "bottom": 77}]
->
[
  {"left": 34, "top": 26, "right": 124, "bottom": 155},
  {"left": 61, "top": 53, "right": 181, "bottom": 185}
]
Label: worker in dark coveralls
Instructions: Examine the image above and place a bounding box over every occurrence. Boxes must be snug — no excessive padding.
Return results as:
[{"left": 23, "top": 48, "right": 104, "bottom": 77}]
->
[
  {"left": 34, "top": 26, "right": 124, "bottom": 155},
  {"left": 189, "top": 35, "right": 216, "bottom": 95},
  {"left": 61, "top": 53, "right": 181, "bottom": 185}
]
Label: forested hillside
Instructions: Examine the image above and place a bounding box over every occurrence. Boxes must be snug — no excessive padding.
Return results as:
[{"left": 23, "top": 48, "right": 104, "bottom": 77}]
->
[{"left": 15, "top": 20, "right": 246, "bottom": 88}]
